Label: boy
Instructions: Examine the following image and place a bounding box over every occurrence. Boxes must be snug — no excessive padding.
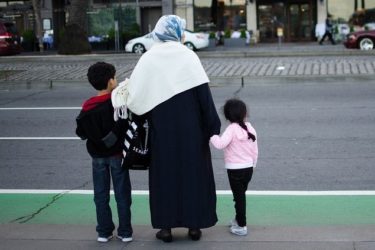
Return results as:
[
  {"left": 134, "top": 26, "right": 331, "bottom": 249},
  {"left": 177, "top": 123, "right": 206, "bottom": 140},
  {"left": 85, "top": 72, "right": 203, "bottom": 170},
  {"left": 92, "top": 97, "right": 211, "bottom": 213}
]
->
[{"left": 76, "top": 62, "right": 132, "bottom": 243}]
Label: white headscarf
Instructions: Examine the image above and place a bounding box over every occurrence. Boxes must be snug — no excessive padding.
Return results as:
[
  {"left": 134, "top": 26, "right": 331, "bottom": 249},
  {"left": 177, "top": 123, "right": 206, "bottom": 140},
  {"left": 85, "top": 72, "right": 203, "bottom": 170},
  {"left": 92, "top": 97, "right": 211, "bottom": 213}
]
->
[
  {"left": 112, "top": 15, "right": 209, "bottom": 119},
  {"left": 152, "top": 15, "right": 186, "bottom": 42}
]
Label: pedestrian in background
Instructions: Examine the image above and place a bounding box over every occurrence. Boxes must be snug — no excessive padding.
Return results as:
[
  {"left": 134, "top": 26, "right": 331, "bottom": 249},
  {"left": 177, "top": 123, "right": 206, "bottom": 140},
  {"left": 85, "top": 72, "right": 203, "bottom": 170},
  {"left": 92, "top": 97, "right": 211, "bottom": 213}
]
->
[
  {"left": 75, "top": 62, "right": 133, "bottom": 243},
  {"left": 210, "top": 98, "right": 258, "bottom": 236},
  {"left": 112, "top": 15, "right": 221, "bottom": 242},
  {"left": 245, "top": 30, "right": 251, "bottom": 46},
  {"left": 319, "top": 15, "right": 336, "bottom": 45}
]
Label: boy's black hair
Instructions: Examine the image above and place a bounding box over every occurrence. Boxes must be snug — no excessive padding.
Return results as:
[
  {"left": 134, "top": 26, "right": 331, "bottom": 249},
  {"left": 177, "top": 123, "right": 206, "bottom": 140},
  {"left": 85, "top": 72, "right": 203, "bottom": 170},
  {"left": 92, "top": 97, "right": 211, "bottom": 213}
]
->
[
  {"left": 87, "top": 62, "right": 116, "bottom": 91},
  {"left": 223, "top": 98, "right": 256, "bottom": 142}
]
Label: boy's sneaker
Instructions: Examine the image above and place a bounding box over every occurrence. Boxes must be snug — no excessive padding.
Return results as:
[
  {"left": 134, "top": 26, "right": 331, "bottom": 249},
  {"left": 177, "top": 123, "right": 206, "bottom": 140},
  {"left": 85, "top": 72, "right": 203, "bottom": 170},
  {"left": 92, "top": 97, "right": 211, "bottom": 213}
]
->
[
  {"left": 97, "top": 235, "right": 113, "bottom": 243},
  {"left": 117, "top": 235, "right": 133, "bottom": 242},
  {"left": 230, "top": 225, "right": 248, "bottom": 236},
  {"left": 229, "top": 218, "right": 238, "bottom": 227}
]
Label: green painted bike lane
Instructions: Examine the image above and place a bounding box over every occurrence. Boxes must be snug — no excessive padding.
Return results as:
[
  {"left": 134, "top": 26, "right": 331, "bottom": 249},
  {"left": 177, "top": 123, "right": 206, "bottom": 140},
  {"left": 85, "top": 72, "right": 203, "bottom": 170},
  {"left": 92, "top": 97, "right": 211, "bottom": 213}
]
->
[{"left": 1, "top": 194, "right": 375, "bottom": 226}]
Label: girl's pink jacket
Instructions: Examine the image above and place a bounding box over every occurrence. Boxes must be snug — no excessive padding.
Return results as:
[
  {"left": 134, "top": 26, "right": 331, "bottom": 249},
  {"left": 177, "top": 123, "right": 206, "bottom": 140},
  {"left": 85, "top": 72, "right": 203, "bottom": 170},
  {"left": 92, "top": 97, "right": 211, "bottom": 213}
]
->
[{"left": 210, "top": 122, "right": 258, "bottom": 169}]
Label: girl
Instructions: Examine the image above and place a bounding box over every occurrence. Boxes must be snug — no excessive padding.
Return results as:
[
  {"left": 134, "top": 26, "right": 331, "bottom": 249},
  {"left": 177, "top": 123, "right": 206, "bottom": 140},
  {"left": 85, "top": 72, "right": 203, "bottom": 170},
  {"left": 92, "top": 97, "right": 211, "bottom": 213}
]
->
[{"left": 210, "top": 98, "right": 258, "bottom": 236}]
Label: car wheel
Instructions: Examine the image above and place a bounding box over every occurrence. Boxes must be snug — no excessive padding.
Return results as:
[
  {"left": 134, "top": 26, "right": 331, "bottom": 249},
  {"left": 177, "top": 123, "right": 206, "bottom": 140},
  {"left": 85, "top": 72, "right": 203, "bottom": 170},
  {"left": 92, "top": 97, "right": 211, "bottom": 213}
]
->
[
  {"left": 184, "top": 42, "right": 195, "bottom": 51},
  {"left": 133, "top": 43, "right": 145, "bottom": 54},
  {"left": 359, "top": 38, "right": 374, "bottom": 50}
]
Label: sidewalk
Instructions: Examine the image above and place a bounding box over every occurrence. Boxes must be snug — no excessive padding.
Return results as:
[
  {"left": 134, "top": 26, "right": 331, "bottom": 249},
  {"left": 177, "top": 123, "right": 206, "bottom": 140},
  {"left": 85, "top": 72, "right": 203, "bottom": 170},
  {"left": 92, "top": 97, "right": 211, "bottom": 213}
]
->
[
  {"left": 1, "top": 224, "right": 375, "bottom": 250},
  {"left": 1, "top": 42, "right": 375, "bottom": 86},
  {"left": 199, "top": 41, "right": 375, "bottom": 57},
  {"left": 15, "top": 41, "right": 375, "bottom": 58}
]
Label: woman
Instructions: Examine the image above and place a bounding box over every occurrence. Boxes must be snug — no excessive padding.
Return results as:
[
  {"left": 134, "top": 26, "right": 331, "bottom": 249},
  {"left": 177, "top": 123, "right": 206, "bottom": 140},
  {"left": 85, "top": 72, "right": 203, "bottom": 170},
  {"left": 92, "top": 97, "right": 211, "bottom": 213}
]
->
[{"left": 114, "top": 15, "right": 221, "bottom": 242}]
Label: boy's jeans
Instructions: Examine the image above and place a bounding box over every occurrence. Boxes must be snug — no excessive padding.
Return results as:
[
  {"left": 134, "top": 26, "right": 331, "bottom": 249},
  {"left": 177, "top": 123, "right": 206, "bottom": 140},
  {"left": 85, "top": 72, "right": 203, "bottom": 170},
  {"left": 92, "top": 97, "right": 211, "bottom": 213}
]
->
[
  {"left": 92, "top": 155, "right": 132, "bottom": 238},
  {"left": 227, "top": 167, "right": 253, "bottom": 227}
]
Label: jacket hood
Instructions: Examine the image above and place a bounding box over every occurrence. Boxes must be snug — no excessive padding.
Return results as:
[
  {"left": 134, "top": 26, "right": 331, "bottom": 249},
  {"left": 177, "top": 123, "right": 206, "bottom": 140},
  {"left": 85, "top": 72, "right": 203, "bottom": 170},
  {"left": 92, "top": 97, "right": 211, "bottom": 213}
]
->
[{"left": 82, "top": 93, "right": 111, "bottom": 111}]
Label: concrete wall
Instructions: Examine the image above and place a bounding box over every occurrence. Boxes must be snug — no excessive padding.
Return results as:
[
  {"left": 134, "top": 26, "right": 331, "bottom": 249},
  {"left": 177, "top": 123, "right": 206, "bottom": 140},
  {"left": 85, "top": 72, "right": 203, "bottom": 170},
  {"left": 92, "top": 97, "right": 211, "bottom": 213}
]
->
[
  {"left": 247, "top": 0, "right": 257, "bottom": 42},
  {"left": 162, "top": 0, "right": 174, "bottom": 14},
  {"left": 175, "top": 0, "right": 194, "bottom": 30},
  {"left": 317, "top": 0, "right": 327, "bottom": 24}
]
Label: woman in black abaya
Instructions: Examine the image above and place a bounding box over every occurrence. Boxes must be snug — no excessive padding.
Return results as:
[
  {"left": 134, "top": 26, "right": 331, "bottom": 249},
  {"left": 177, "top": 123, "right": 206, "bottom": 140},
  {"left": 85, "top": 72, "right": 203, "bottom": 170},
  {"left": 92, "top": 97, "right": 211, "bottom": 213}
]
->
[{"left": 113, "top": 15, "right": 221, "bottom": 242}]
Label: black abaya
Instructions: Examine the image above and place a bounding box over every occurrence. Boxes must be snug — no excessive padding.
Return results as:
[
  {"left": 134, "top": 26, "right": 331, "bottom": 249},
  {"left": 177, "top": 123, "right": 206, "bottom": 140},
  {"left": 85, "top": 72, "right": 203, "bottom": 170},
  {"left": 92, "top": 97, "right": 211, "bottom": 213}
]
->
[{"left": 149, "top": 83, "right": 221, "bottom": 229}]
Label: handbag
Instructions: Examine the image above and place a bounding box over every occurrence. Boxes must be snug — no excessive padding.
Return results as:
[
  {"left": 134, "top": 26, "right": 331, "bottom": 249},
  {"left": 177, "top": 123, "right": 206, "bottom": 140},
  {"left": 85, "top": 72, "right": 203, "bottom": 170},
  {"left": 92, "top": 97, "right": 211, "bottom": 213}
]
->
[{"left": 122, "top": 110, "right": 150, "bottom": 170}]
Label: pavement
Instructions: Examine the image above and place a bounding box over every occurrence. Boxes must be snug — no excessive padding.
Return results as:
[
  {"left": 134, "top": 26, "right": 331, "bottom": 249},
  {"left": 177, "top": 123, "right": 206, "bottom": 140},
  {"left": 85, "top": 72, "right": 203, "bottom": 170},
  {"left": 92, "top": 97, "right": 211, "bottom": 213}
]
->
[
  {"left": 1, "top": 42, "right": 375, "bottom": 88},
  {"left": 2, "top": 224, "right": 375, "bottom": 250},
  {"left": 1, "top": 43, "right": 375, "bottom": 250}
]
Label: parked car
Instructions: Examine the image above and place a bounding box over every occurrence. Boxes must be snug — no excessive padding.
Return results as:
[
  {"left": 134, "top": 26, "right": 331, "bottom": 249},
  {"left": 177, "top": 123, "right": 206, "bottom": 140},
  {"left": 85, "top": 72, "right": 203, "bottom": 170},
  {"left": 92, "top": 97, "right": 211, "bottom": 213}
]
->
[
  {"left": 125, "top": 30, "right": 209, "bottom": 53},
  {"left": 344, "top": 29, "right": 375, "bottom": 50},
  {"left": 0, "top": 20, "right": 21, "bottom": 55}
]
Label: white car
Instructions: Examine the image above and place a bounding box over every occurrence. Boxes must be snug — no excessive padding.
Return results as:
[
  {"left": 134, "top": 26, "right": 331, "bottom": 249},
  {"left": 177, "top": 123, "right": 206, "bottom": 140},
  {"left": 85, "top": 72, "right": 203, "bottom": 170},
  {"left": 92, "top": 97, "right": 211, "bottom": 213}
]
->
[{"left": 125, "top": 30, "right": 209, "bottom": 53}]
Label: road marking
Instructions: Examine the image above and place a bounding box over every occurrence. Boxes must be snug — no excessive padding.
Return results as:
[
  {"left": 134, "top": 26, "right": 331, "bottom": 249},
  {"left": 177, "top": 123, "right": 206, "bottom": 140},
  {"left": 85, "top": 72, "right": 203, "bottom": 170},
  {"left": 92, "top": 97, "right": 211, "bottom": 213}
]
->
[
  {"left": 1, "top": 189, "right": 375, "bottom": 195},
  {"left": 0, "top": 107, "right": 81, "bottom": 110},
  {"left": 0, "top": 137, "right": 80, "bottom": 140}
]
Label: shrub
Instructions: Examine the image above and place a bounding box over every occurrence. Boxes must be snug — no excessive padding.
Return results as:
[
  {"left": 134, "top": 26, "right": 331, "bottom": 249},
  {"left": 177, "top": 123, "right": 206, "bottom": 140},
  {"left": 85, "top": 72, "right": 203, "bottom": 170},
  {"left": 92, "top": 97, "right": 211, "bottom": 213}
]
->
[
  {"left": 240, "top": 29, "right": 246, "bottom": 38},
  {"left": 224, "top": 29, "right": 231, "bottom": 38},
  {"left": 21, "top": 30, "right": 36, "bottom": 43}
]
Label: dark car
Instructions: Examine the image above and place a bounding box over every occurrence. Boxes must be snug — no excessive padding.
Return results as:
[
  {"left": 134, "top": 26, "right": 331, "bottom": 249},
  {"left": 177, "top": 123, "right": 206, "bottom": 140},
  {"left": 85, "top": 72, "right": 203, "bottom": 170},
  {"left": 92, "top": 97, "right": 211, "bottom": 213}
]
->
[
  {"left": 344, "top": 29, "right": 375, "bottom": 50},
  {"left": 0, "top": 20, "right": 21, "bottom": 55}
]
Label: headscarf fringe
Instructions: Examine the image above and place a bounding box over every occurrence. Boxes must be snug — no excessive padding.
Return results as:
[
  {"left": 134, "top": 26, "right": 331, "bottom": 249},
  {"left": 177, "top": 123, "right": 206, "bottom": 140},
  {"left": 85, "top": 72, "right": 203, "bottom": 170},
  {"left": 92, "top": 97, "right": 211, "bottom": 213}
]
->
[{"left": 111, "top": 78, "right": 130, "bottom": 121}]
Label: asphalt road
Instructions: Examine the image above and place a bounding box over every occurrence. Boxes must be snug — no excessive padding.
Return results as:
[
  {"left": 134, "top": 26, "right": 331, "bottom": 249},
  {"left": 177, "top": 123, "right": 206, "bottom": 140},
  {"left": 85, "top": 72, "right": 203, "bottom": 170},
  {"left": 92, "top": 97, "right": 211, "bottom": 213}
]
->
[{"left": 0, "top": 77, "right": 374, "bottom": 191}]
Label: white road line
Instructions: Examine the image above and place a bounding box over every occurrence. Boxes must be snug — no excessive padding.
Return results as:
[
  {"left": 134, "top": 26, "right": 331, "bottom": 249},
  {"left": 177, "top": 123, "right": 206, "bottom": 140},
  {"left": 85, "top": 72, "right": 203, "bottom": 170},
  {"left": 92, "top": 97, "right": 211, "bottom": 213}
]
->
[
  {"left": 0, "top": 107, "right": 81, "bottom": 110},
  {"left": 0, "top": 137, "right": 80, "bottom": 140},
  {"left": 1, "top": 190, "right": 375, "bottom": 195}
]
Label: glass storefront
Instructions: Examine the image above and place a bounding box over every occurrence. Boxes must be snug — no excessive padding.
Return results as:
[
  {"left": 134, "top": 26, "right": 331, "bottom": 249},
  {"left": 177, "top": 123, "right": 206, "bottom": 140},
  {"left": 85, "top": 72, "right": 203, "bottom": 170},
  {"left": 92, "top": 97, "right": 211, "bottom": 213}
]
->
[
  {"left": 196, "top": 0, "right": 318, "bottom": 42},
  {"left": 328, "top": 0, "right": 375, "bottom": 24},
  {"left": 87, "top": 6, "right": 137, "bottom": 37},
  {"left": 257, "top": 0, "right": 315, "bottom": 42},
  {"left": 257, "top": 2, "right": 286, "bottom": 41},
  {"left": 194, "top": 0, "right": 247, "bottom": 32},
  {"left": 87, "top": 4, "right": 138, "bottom": 49}
]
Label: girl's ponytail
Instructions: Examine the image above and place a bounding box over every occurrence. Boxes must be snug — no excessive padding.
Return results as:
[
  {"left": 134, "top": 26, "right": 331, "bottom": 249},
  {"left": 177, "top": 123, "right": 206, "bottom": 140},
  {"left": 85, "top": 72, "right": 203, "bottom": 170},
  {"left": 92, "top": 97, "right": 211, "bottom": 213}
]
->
[{"left": 238, "top": 121, "right": 256, "bottom": 142}]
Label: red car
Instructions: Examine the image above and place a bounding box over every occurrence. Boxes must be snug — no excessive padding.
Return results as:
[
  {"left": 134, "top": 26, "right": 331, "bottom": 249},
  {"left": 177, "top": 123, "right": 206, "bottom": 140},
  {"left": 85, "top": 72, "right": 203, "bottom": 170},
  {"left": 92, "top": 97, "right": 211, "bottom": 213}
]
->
[
  {"left": 344, "top": 29, "right": 375, "bottom": 50},
  {"left": 0, "top": 20, "right": 21, "bottom": 56}
]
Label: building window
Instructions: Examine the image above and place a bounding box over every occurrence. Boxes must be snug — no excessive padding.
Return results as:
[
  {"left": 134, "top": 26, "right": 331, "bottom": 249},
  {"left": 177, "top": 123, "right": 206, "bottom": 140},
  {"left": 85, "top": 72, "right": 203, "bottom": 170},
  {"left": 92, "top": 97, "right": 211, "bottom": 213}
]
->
[
  {"left": 194, "top": 0, "right": 246, "bottom": 32},
  {"left": 328, "top": 0, "right": 375, "bottom": 28},
  {"left": 257, "top": 2, "right": 285, "bottom": 41}
]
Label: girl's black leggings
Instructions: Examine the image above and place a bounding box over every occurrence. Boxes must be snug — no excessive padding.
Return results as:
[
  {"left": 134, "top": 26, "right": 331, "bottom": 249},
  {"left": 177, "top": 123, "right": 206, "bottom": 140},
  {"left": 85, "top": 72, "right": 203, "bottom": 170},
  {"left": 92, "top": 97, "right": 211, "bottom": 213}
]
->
[{"left": 227, "top": 167, "right": 253, "bottom": 227}]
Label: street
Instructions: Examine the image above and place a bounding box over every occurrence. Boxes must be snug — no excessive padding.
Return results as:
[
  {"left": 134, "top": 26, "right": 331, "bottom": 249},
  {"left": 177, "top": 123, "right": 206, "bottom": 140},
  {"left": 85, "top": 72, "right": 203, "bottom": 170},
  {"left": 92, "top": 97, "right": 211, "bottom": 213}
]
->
[
  {"left": 1, "top": 76, "right": 374, "bottom": 191},
  {"left": 1, "top": 52, "right": 375, "bottom": 250}
]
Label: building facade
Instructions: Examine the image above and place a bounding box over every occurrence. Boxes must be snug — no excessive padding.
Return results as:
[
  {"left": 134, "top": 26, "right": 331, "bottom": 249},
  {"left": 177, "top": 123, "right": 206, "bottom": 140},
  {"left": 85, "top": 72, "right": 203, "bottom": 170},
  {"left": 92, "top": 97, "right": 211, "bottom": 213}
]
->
[{"left": 1, "top": 0, "right": 374, "bottom": 45}]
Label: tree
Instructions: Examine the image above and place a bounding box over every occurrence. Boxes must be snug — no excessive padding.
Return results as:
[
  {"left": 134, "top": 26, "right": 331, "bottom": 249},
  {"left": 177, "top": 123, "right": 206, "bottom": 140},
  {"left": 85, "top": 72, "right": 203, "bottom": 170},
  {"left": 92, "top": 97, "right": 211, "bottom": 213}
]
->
[
  {"left": 31, "top": 0, "right": 44, "bottom": 53},
  {"left": 58, "top": 0, "right": 91, "bottom": 54}
]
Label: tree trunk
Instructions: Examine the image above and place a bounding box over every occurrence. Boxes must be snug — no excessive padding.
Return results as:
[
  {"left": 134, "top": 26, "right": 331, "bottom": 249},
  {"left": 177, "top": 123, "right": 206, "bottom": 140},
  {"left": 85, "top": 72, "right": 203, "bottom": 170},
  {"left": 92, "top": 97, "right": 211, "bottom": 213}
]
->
[
  {"left": 67, "top": 0, "right": 89, "bottom": 31},
  {"left": 31, "top": 0, "right": 44, "bottom": 53},
  {"left": 58, "top": 0, "right": 91, "bottom": 55}
]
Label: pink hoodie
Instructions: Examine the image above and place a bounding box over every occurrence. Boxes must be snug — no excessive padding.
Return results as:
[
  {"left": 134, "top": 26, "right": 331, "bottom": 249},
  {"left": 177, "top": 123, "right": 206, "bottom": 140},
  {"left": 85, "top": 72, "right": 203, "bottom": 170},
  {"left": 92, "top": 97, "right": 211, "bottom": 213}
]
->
[{"left": 210, "top": 122, "right": 258, "bottom": 169}]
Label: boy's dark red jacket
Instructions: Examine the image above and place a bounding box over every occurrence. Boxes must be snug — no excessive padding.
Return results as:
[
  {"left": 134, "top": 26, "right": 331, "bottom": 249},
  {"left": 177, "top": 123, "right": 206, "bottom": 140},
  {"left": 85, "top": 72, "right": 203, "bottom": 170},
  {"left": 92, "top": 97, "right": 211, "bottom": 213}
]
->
[{"left": 75, "top": 94, "right": 126, "bottom": 157}]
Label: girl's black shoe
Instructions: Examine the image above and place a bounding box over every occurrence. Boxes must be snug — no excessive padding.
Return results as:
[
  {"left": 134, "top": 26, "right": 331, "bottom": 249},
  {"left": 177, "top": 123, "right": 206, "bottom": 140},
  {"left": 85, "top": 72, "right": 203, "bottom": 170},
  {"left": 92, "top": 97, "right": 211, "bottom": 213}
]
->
[
  {"left": 188, "top": 228, "right": 202, "bottom": 241},
  {"left": 156, "top": 229, "right": 172, "bottom": 243}
]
